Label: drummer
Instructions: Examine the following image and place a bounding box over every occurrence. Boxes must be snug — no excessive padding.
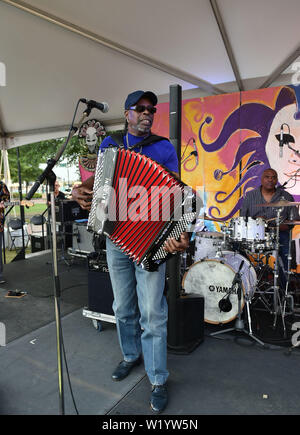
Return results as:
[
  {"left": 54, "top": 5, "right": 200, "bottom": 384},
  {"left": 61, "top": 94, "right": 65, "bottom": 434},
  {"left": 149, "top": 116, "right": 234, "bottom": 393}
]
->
[{"left": 240, "top": 168, "right": 299, "bottom": 274}]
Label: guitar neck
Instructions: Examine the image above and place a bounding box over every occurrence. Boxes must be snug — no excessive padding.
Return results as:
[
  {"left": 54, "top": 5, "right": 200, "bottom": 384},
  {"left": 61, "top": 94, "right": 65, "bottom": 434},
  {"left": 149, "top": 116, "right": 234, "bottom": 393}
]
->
[
  {"left": 4, "top": 200, "right": 34, "bottom": 207},
  {"left": 4, "top": 201, "right": 21, "bottom": 206},
  {"left": 5, "top": 201, "right": 17, "bottom": 206}
]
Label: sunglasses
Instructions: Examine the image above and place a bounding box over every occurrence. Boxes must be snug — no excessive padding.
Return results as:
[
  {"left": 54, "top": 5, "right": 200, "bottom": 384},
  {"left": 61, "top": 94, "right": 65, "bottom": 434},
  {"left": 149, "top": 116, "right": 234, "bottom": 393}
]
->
[{"left": 129, "top": 105, "right": 157, "bottom": 114}]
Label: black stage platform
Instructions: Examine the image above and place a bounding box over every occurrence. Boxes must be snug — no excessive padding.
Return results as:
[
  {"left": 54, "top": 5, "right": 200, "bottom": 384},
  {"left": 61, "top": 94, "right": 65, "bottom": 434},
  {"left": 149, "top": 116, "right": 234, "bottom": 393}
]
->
[{"left": 0, "top": 250, "right": 300, "bottom": 416}]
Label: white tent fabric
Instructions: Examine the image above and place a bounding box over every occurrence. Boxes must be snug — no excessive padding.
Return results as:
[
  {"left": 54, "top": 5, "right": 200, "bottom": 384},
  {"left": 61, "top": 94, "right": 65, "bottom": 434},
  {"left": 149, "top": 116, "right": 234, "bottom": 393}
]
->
[{"left": 0, "top": 0, "right": 300, "bottom": 147}]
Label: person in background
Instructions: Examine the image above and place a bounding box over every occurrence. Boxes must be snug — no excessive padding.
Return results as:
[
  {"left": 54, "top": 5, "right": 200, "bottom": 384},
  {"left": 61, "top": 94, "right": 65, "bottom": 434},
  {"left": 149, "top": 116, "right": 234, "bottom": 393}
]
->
[
  {"left": 0, "top": 181, "right": 10, "bottom": 284},
  {"left": 240, "top": 168, "right": 299, "bottom": 281},
  {"left": 47, "top": 181, "right": 66, "bottom": 203}
]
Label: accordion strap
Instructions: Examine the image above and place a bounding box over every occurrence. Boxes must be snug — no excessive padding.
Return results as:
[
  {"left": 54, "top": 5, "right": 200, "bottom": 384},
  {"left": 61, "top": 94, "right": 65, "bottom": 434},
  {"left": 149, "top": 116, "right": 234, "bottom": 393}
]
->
[
  {"left": 108, "top": 131, "right": 125, "bottom": 148},
  {"left": 108, "top": 132, "right": 168, "bottom": 151}
]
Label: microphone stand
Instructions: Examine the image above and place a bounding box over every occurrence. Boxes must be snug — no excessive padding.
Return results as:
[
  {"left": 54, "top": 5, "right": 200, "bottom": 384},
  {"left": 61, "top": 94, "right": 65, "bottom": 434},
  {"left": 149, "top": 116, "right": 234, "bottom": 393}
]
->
[
  {"left": 25, "top": 104, "right": 90, "bottom": 415},
  {"left": 210, "top": 263, "right": 265, "bottom": 346},
  {"left": 48, "top": 173, "right": 65, "bottom": 415}
]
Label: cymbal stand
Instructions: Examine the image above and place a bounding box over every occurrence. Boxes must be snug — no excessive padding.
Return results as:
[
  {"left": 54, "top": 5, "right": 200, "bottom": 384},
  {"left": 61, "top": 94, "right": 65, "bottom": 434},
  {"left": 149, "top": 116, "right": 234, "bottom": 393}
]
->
[
  {"left": 281, "top": 227, "right": 294, "bottom": 337},
  {"left": 271, "top": 208, "right": 284, "bottom": 329},
  {"left": 221, "top": 224, "right": 229, "bottom": 250},
  {"left": 181, "top": 251, "right": 187, "bottom": 273}
]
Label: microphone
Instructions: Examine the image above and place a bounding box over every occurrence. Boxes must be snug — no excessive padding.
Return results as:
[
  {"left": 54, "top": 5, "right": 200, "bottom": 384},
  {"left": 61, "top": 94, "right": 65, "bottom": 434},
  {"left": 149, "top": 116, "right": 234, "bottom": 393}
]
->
[
  {"left": 80, "top": 98, "right": 109, "bottom": 113},
  {"left": 219, "top": 295, "right": 232, "bottom": 313},
  {"left": 279, "top": 124, "right": 284, "bottom": 158},
  {"left": 192, "top": 138, "right": 199, "bottom": 165}
]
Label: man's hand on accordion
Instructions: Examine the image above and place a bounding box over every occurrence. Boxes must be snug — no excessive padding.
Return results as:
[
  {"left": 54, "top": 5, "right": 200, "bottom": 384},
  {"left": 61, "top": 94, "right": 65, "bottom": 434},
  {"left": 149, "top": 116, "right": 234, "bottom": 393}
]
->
[
  {"left": 71, "top": 184, "right": 93, "bottom": 211},
  {"left": 163, "top": 232, "right": 189, "bottom": 255}
]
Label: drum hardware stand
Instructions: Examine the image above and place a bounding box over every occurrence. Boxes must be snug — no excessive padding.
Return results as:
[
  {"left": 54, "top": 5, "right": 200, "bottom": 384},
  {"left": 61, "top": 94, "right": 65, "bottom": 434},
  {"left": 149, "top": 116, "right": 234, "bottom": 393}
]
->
[
  {"left": 210, "top": 261, "right": 265, "bottom": 347},
  {"left": 270, "top": 208, "right": 286, "bottom": 331},
  {"left": 251, "top": 252, "right": 275, "bottom": 313},
  {"left": 221, "top": 224, "right": 228, "bottom": 249},
  {"left": 181, "top": 251, "right": 188, "bottom": 275},
  {"left": 281, "top": 228, "right": 295, "bottom": 338}
]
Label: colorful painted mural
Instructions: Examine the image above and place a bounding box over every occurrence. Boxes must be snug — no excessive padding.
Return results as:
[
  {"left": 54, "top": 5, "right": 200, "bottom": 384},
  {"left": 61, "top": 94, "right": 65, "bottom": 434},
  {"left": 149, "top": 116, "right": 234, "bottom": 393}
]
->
[{"left": 152, "top": 84, "right": 300, "bottom": 267}]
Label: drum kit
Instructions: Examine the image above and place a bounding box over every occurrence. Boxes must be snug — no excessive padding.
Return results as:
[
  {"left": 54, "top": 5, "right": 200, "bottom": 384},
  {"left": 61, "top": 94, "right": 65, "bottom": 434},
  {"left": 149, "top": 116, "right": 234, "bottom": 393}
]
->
[{"left": 182, "top": 200, "right": 300, "bottom": 346}]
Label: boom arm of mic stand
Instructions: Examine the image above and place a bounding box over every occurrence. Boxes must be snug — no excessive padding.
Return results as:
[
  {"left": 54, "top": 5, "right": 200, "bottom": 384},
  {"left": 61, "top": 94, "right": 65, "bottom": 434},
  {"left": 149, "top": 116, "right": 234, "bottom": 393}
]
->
[{"left": 26, "top": 111, "right": 88, "bottom": 201}]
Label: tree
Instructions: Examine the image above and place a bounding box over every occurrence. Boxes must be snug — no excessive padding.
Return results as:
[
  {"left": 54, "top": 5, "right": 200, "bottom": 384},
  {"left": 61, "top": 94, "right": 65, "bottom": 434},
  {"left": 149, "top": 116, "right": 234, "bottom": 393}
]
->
[
  {"left": 7, "top": 130, "right": 121, "bottom": 188},
  {"left": 7, "top": 136, "right": 90, "bottom": 188}
]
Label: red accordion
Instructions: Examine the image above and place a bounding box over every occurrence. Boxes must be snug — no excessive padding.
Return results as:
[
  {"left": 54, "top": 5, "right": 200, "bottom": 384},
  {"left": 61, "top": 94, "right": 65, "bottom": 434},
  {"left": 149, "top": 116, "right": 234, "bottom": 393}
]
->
[{"left": 88, "top": 147, "right": 197, "bottom": 271}]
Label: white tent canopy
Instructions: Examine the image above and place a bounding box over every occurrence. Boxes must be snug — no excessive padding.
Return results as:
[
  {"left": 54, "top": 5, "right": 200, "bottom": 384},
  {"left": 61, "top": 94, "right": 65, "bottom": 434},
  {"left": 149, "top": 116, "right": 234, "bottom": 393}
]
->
[{"left": 0, "top": 0, "right": 300, "bottom": 149}]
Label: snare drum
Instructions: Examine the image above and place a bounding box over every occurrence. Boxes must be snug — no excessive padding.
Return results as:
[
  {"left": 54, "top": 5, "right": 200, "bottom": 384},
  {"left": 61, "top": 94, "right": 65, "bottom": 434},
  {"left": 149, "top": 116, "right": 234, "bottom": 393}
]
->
[
  {"left": 194, "top": 232, "right": 224, "bottom": 261},
  {"left": 182, "top": 251, "right": 257, "bottom": 324}
]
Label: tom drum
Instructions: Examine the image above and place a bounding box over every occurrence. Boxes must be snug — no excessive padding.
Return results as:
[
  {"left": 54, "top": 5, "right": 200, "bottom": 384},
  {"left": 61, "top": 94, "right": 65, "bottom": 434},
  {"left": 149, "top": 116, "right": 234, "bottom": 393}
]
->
[{"left": 194, "top": 231, "right": 224, "bottom": 261}]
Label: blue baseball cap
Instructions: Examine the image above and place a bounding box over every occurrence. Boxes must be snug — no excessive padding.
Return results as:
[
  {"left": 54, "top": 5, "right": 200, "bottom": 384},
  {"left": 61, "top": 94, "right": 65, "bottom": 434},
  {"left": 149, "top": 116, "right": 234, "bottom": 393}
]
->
[{"left": 124, "top": 90, "right": 158, "bottom": 110}]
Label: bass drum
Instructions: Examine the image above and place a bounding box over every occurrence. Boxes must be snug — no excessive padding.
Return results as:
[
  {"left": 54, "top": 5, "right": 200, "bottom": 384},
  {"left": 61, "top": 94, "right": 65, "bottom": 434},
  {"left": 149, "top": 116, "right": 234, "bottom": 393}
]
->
[{"left": 182, "top": 252, "right": 257, "bottom": 324}]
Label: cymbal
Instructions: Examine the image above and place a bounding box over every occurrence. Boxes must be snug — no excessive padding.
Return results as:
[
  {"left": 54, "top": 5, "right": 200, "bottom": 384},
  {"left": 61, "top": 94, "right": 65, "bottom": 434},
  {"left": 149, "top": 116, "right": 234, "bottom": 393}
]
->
[
  {"left": 282, "top": 220, "right": 300, "bottom": 225},
  {"left": 257, "top": 200, "right": 300, "bottom": 208}
]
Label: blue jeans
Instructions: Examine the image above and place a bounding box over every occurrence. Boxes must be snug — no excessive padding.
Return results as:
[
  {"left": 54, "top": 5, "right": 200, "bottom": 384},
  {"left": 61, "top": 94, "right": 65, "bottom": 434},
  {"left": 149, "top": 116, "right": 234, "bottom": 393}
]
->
[{"left": 106, "top": 238, "right": 169, "bottom": 386}]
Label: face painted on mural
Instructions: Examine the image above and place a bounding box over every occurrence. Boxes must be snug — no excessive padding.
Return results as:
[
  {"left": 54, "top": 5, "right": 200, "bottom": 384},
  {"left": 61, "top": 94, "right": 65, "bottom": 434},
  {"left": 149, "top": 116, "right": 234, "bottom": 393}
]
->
[{"left": 265, "top": 103, "right": 300, "bottom": 196}]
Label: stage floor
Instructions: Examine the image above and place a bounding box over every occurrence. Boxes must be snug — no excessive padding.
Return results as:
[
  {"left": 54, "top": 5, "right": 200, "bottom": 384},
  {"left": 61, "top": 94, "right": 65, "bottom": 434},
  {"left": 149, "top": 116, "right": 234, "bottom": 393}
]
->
[{"left": 0, "top": 250, "right": 300, "bottom": 416}]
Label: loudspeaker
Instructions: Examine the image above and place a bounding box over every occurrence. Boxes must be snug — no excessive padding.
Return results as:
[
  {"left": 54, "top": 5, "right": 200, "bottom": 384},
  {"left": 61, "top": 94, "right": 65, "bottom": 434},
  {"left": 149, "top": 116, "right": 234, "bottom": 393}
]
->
[
  {"left": 167, "top": 84, "right": 184, "bottom": 350},
  {"left": 31, "top": 235, "right": 46, "bottom": 253},
  {"left": 87, "top": 255, "right": 114, "bottom": 315},
  {"left": 167, "top": 294, "right": 204, "bottom": 354}
]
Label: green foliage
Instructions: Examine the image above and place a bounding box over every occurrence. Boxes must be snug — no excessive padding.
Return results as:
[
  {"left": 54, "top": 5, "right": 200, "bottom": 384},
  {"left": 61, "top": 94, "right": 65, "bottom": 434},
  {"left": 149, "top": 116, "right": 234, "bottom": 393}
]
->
[
  {"left": 7, "top": 129, "right": 123, "bottom": 185},
  {"left": 8, "top": 139, "right": 61, "bottom": 184}
]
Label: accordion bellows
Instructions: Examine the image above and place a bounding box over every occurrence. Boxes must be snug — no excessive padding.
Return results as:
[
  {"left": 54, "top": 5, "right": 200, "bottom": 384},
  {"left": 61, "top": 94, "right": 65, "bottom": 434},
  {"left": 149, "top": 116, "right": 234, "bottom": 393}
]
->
[{"left": 88, "top": 147, "right": 197, "bottom": 271}]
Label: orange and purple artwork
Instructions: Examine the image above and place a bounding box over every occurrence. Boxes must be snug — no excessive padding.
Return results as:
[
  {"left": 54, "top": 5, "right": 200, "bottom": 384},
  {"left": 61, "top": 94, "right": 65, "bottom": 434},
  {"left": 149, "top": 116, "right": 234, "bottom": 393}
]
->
[{"left": 152, "top": 85, "right": 300, "bottom": 266}]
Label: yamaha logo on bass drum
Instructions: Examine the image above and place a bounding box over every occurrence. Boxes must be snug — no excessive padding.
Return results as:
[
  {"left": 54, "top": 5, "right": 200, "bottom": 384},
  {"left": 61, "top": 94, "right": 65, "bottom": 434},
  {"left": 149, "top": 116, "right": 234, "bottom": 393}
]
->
[{"left": 208, "top": 285, "right": 238, "bottom": 294}]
